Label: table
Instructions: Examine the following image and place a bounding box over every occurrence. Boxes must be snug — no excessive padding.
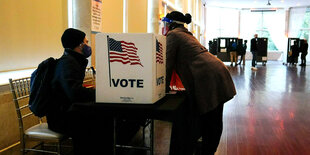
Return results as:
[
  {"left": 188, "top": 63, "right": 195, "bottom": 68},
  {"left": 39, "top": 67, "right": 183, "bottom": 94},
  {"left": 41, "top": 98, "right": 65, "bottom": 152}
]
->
[{"left": 72, "top": 94, "right": 185, "bottom": 155}]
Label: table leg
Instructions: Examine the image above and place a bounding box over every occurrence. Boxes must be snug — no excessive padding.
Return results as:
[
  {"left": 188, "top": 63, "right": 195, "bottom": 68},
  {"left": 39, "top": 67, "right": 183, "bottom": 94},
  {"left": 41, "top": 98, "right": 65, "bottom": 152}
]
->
[
  {"left": 150, "top": 119, "right": 154, "bottom": 155},
  {"left": 113, "top": 117, "right": 116, "bottom": 155}
]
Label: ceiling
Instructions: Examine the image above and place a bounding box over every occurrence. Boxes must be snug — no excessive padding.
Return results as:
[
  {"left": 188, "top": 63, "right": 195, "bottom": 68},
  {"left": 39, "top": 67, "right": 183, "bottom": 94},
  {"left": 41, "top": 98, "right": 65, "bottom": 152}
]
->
[{"left": 204, "top": 0, "right": 310, "bottom": 9}]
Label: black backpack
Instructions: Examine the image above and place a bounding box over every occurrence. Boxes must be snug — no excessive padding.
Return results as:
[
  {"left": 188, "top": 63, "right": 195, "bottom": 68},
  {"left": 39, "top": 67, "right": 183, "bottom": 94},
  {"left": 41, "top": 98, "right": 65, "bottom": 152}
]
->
[{"left": 29, "top": 57, "right": 58, "bottom": 117}]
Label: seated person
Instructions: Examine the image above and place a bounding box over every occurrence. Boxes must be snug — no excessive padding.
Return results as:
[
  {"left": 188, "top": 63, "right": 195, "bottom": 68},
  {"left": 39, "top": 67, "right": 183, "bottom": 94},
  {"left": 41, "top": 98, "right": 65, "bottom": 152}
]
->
[{"left": 47, "top": 28, "right": 144, "bottom": 155}]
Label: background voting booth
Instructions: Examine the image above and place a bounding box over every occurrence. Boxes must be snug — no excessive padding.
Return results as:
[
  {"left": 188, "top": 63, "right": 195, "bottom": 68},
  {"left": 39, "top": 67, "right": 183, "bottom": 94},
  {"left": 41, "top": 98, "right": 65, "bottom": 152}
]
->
[
  {"left": 284, "top": 38, "right": 299, "bottom": 65},
  {"left": 216, "top": 37, "right": 241, "bottom": 62},
  {"left": 256, "top": 38, "right": 268, "bottom": 65},
  {"left": 217, "top": 37, "right": 230, "bottom": 62},
  {"left": 213, "top": 37, "right": 268, "bottom": 65},
  {"left": 96, "top": 33, "right": 166, "bottom": 104},
  {"left": 284, "top": 38, "right": 306, "bottom": 65},
  {"left": 209, "top": 38, "right": 218, "bottom": 55}
]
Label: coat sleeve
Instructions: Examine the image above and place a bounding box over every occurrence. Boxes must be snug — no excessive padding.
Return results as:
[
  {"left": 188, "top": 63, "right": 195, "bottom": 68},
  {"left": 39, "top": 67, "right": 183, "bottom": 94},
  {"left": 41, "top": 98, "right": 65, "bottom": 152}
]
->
[
  {"left": 56, "top": 59, "right": 95, "bottom": 103},
  {"left": 166, "top": 32, "right": 179, "bottom": 92},
  {"left": 250, "top": 39, "right": 254, "bottom": 51}
]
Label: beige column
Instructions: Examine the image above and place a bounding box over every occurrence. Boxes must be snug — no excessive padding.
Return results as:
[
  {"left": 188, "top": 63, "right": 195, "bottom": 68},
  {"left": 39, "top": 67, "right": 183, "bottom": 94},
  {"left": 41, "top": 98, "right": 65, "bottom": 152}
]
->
[
  {"left": 147, "top": 0, "right": 159, "bottom": 34},
  {"left": 127, "top": 0, "right": 148, "bottom": 33},
  {"left": 285, "top": 7, "right": 291, "bottom": 37},
  {"left": 284, "top": 7, "right": 291, "bottom": 64},
  {"left": 72, "top": 0, "right": 94, "bottom": 66},
  {"left": 238, "top": 10, "right": 241, "bottom": 38},
  {"left": 201, "top": 3, "right": 207, "bottom": 46},
  {"left": 72, "top": 0, "right": 92, "bottom": 40}
]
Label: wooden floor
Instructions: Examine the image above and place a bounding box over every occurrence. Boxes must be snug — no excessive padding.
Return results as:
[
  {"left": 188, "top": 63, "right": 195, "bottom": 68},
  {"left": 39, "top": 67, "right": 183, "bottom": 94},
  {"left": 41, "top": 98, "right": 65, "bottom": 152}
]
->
[
  {"left": 215, "top": 61, "right": 310, "bottom": 155},
  {"left": 3, "top": 61, "right": 309, "bottom": 155}
]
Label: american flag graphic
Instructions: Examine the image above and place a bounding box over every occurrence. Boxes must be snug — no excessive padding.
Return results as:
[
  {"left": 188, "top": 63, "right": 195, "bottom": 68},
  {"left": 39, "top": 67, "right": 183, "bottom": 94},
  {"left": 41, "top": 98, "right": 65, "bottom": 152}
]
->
[
  {"left": 156, "top": 39, "right": 163, "bottom": 64},
  {"left": 108, "top": 38, "right": 143, "bottom": 67}
]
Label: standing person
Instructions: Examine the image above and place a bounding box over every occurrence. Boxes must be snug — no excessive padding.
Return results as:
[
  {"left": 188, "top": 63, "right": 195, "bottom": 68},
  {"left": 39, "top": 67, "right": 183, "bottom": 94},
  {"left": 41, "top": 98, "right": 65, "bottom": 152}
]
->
[
  {"left": 208, "top": 40, "right": 214, "bottom": 55},
  {"left": 208, "top": 40, "right": 213, "bottom": 51},
  {"left": 250, "top": 34, "right": 258, "bottom": 70},
  {"left": 46, "top": 28, "right": 114, "bottom": 155},
  {"left": 238, "top": 40, "right": 247, "bottom": 65},
  {"left": 162, "top": 11, "right": 236, "bottom": 155},
  {"left": 300, "top": 39, "right": 308, "bottom": 66},
  {"left": 230, "top": 41, "right": 238, "bottom": 66},
  {"left": 290, "top": 41, "right": 299, "bottom": 66}
]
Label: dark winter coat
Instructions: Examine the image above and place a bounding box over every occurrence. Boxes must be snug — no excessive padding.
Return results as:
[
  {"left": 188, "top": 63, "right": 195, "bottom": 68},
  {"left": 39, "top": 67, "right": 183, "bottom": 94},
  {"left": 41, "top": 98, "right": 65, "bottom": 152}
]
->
[
  {"left": 300, "top": 43, "right": 308, "bottom": 56},
  {"left": 239, "top": 43, "right": 247, "bottom": 55},
  {"left": 250, "top": 38, "right": 257, "bottom": 52},
  {"left": 291, "top": 44, "right": 299, "bottom": 58},
  {"left": 47, "top": 49, "right": 95, "bottom": 132},
  {"left": 166, "top": 26, "right": 236, "bottom": 115}
]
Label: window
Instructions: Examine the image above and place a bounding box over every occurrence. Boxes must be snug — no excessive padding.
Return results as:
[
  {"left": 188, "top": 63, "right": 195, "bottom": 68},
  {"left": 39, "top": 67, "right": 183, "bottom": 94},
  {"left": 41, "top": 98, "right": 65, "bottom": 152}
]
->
[
  {"left": 205, "top": 7, "right": 239, "bottom": 49},
  {"left": 297, "top": 7, "right": 310, "bottom": 39},
  {"left": 290, "top": 7, "right": 310, "bottom": 61},
  {"left": 240, "top": 9, "right": 285, "bottom": 52}
]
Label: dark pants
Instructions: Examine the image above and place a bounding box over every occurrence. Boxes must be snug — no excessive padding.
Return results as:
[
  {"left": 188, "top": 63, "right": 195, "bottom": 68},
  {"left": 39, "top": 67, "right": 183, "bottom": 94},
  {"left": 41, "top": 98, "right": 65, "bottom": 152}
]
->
[
  {"left": 239, "top": 54, "right": 245, "bottom": 64},
  {"left": 290, "top": 56, "right": 298, "bottom": 65},
  {"left": 251, "top": 51, "right": 257, "bottom": 67},
  {"left": 169, "top": 96, "right": 224, "bottom": 155},
  {"left": 301, "top": 54, "right": 307, "bottom": 65},
  {"left": 169, "top": 96, "right": 200, "bottom": 155},
  {"left": 47, "top": 110, "right": 114, "bottom": 155},
  {"left": 200, "top": 104, "right": 224, "bottom": 155}
]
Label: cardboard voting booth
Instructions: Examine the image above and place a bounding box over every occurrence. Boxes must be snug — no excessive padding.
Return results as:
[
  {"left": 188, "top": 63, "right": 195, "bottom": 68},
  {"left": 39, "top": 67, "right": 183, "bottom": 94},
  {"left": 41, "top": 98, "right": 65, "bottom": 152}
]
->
[{"left": 96, "top": 33, "right": 166, "bottom": 104}]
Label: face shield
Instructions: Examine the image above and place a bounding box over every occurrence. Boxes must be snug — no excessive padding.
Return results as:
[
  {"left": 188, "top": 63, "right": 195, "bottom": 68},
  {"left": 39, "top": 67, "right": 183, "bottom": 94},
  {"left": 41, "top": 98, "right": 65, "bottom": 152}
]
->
[{"left": 161, "top": 17, "right": 173, "bottom": 36}]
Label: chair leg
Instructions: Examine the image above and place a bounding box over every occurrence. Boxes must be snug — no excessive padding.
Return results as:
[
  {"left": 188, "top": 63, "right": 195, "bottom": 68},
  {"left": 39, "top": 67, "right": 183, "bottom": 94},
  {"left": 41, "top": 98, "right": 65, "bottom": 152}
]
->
[
  {"left": 57, "top": 142, "right": 61, "bottom": 155},
  {"left": 41, "top": 142, "right": 45, "bottom": 152},
  {"left": 20, "top": 139, "right": 25, "bottom": 155},
  {"left": 113, "top": 118, "right": 117, "bottom": 155}
]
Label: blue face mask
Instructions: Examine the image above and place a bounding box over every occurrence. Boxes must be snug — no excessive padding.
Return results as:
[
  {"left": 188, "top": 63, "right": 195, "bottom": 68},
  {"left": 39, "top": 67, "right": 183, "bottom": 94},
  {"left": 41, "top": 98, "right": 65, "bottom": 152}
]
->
[{"left": 82, "top": 45, "right": 92, "bottom": 58}]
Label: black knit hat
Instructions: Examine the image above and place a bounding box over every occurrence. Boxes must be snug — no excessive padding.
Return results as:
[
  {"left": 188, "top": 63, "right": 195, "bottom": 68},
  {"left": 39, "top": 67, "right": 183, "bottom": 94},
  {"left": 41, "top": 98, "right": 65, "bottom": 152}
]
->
[
  {"left": 61, "top": 28, "right": 86, "bottom": 49},
  {"left": 165, "top": 11, "right": 192, "bottom": 24}
]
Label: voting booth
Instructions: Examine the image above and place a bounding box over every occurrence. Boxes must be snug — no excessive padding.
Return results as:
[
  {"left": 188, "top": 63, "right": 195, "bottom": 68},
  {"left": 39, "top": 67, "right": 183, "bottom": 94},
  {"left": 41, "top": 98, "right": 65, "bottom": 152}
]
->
[
  {"left": 256, "top": 38, "right": 268, "bottom": 65},
  {"left": 216, "top": 37, "right": 239, "bottom": 62},
  {"left": 284, "top": 38, "right": 299, "bottom": 65},
  {"left": 96, "top": 33, "right": 166, "bottom": 104}
]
